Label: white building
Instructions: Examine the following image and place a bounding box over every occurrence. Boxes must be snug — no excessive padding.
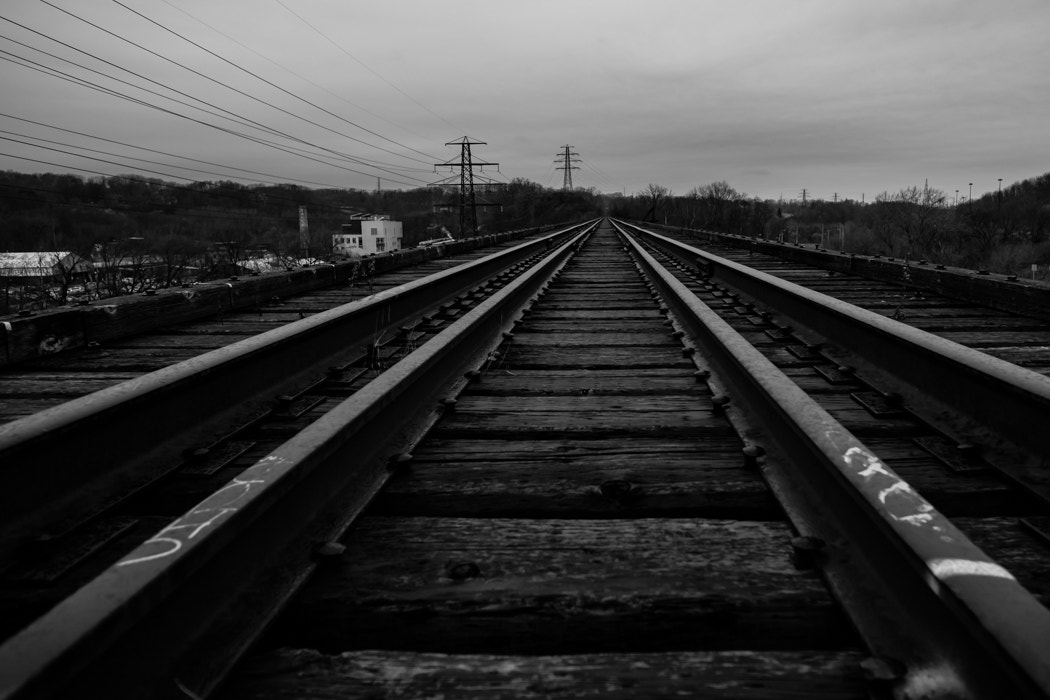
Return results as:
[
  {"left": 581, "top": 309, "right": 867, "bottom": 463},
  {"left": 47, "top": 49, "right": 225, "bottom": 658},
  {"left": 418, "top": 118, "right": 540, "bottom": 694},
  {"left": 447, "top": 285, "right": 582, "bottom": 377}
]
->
[{"left": 333, "top": 216, "right": 403, "bottom": 257}]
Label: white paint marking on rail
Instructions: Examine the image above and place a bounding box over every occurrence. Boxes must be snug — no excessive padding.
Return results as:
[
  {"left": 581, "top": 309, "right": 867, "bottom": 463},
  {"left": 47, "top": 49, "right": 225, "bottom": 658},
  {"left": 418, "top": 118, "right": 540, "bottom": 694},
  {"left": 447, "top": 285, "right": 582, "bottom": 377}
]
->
[
  {"left": 845, "top": 446, "right": 893, "bottom": 480},
  {"left": 878, "top": 480, "right": 912, "bottom": 503},
  {"left": 928, "top": 558, "right": 1016, "bottom": 581},
  {"left": 843, "top": 446, "right": 937, "bottom": 527},
  {"left": 118, "top": 476, "right": 265, "bottom": 566}
]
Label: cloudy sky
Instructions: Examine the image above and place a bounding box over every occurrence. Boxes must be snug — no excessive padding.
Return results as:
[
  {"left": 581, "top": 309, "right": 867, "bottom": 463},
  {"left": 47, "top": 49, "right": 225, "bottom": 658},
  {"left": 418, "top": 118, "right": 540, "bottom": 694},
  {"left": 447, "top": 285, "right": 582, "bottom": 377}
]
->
[{"left": 2, "top": 0, "right": 1048, "bottom": 202}]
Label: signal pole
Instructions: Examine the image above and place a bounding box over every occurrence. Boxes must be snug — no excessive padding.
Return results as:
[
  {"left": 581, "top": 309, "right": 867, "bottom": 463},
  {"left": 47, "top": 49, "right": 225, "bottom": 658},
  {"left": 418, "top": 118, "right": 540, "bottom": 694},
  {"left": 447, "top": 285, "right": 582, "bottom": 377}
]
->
[
  {"left": 555, "top": 144, "right": 580, "bottom": 191},
  {"left": 434, "top": 137, "right": 499, "bottom": 237}
]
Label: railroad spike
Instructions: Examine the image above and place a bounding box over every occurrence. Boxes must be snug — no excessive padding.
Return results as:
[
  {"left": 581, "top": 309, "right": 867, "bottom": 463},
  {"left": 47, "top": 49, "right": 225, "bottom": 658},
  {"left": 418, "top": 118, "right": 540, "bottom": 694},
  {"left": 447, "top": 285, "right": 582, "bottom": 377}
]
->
[
  {"left": 790, "top": 536, "right": 827, "bottom": 570},
  {"left": 447, "top": 561, "right": 481, "bottom": 580},
  {"left": 314, "top": 541, "right": 347, "bottom": 560}
]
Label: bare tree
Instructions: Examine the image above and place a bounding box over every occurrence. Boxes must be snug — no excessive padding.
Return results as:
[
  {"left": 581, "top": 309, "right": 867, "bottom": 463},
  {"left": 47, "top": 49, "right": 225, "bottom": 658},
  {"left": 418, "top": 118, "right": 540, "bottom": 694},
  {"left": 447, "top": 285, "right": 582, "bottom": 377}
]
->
[
  {"left": 153, "top": 233, "right": 205, "bottom": 288},
  {"left": 872, "top": 184, "right": 948, "bottom": 258},
  {"left": 688, "top": 181, "right": 745, "bottom": 231},
  {"left": 641, "top": 184, "right": 672, "bottom": 223}
]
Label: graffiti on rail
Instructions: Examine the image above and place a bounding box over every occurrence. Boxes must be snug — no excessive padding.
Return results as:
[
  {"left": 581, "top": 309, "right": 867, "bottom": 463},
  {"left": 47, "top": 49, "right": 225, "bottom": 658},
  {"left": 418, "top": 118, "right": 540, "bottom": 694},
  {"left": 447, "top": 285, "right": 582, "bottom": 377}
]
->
[
  {"left": 842, "top": 446, "right": 938, "bottom": 529},
  {"left": 927, "top": 557, "right": 1015, "bottom": 582},
  {"left": 117, "top": 475, "right": 266, "bottom": 567}
]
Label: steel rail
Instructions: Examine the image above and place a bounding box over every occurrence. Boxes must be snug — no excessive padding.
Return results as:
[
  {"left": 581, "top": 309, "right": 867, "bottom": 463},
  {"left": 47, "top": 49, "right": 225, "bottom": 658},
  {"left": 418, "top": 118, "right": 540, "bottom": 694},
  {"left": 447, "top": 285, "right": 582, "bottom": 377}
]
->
[
  {"left": 0, "top": 225, "right": 553, "bottom": 368},
  {"left": 615, "top": 221, "right": 1050, "bottom": 699},
  {"left": 617, "top": 219, "right": 1050, "bottom": 486},
  {"left": 0, "top": 224, "right": 594, "bottom": 700},
  {"left": 0, "top": 222, "right": 591, "bottom": 559}
]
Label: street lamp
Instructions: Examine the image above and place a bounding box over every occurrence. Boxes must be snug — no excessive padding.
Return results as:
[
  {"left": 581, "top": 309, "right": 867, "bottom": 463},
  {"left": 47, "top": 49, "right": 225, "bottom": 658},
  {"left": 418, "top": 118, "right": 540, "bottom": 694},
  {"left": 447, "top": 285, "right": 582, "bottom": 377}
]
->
[
  {"left": 968, "top": 182, "right": 973, "bottom": 211},
  {"left": 955, "top": 189, "right": 959, "bottom": 207}
]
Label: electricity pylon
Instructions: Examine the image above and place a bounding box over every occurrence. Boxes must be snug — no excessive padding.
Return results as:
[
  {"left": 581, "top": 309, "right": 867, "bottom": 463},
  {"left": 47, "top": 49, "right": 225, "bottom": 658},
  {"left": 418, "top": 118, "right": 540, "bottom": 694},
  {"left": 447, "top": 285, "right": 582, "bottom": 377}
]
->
[
  {"left": 555, "top": 144, "right": 580, "bottom": 191},
  {"left": 434, "top": 137, "right": 499, "bottom": 237}
]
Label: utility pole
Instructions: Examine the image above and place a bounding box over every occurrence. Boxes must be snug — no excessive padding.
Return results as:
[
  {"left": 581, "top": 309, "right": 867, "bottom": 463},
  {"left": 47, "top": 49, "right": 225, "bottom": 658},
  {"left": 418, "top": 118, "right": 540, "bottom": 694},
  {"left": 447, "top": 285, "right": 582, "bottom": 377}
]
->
[
  {"left": 434, "top": 137, "right": 499, "bottom": 237},
  {"left": 554, "top": 144, "right": 580, "bottom": 191},
  {"left": 800, "top": 188, "right": 808, "bottom": 205}
]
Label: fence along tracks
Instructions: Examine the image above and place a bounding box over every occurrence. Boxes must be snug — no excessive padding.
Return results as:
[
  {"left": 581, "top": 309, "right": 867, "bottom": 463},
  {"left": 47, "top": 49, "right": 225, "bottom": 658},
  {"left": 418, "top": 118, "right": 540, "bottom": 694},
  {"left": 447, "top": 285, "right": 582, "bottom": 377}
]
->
[{"left": 2, "top": 219, "right": 1049, "bottom": 698}]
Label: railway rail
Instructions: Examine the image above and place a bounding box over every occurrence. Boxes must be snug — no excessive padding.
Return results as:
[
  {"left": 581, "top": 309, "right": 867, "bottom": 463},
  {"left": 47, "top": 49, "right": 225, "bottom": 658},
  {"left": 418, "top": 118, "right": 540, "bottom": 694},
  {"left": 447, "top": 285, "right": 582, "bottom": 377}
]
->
[
  {"left": 0, "top": 223, "right": 571, "bottom": 421},
  {"left": 1, "top": 219, "right": 1049, "bottom": 699},
  {"left": 647, "top": 222, "right": 1050, "bottom": 366}
]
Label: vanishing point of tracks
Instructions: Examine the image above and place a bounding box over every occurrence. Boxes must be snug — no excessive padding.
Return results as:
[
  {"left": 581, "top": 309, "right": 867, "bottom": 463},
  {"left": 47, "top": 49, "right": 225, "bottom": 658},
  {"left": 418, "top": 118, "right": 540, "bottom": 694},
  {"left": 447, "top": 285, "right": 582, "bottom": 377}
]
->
[{"left": 2, "top": 219, "right": 1050, "bottom": 699}]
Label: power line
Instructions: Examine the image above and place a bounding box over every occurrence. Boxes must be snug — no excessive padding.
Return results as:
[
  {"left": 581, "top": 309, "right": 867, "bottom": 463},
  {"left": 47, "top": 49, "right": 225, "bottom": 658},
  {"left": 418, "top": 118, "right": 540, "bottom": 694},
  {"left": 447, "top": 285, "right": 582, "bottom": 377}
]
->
[
  {"left": 0, "top": 127, "right": 358, "bottom": 190},
  {"left": 578, "top": 156, "right": 617, "bottom": 192},
  {"left": 154, "top": 0, "right": 436, "bottom": 146},
  {"left": 0, "top": 25, "right": 430, "bottom": 182},
  {"left": 38, "top": 0, "right": 435, "bottom": 168},
  {"left": 273, "top": 0, "right": 461, "bottom": 134},
  {"left": 111, "top": 0, "right": 440, "bottom": 163},
  {"left": 0, "top": 45, "right": 425, "bottom": 187},
  {"left": 0, "top": 112, "right": 379, "bottom": 189}
]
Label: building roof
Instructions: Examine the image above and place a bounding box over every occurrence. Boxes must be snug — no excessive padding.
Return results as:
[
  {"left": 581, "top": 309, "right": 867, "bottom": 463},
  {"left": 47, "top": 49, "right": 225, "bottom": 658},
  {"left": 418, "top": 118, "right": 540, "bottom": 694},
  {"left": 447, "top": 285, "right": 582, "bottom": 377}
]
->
[{"left": 0, "top": 251, "right": 93, "bottom": 276}]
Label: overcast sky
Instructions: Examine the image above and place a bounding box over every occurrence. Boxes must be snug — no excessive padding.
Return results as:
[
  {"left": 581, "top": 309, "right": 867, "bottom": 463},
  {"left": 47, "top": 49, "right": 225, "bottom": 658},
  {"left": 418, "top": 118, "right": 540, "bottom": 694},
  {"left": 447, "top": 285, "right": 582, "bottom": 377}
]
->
[{"left": 2, "top": 0, "right": 1048, "bottom": 202}]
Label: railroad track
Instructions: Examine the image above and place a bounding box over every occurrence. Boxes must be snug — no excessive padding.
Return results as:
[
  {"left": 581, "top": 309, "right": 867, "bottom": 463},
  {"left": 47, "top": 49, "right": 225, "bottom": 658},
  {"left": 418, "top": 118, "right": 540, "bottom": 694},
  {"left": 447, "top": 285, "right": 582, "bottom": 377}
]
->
[
  {"left": 647, "top": 223, "right": 1050, "bottom": 374},
  {"left": 2, "top": 219, "right": 1049, "bottom": 698},
  {"left": 0, "top": 224, "right": 568, "bottom": 424}
]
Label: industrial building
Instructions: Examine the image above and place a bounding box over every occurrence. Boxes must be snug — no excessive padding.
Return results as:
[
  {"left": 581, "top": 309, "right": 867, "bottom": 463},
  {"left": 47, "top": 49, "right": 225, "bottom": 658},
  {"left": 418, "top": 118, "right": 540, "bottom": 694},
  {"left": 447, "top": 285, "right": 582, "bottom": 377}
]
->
[{"left": 332, "top": 215, "right": 403, "bottom": 257}]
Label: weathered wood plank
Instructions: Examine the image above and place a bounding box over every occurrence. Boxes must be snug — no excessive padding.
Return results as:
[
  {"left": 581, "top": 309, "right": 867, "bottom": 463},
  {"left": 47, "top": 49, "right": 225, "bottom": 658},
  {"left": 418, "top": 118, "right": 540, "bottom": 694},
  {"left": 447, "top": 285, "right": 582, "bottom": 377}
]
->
[
  {"left": 526, "top": 309, "right": 657, "bottom": 320},
  {"left": 962, "top": 346, "right": 1050, "bottom": 369},
  {"left": 852, "top": 438, "right": 1018, "bottom": 515},
  {"left": 432, "top": 410, "right": 729, "bottom": 438},
  {"left": 953, "top": 517, "right": 1050, "bottom": 603},
  {"left": 224, "top": 648, "right": 868, "bottom": 700},
  {"left": 19, "top": 347, "right": 204, "bottom": 372},
  {"left": 520, "top": 320, "right": 669, "bottom": 332},
  {"left": 454, "top": 395, "right": 708, "bottom": 413},
  {"left": 935, "top": 331, "right": 1050, "bottom": 347},
  {"left": 538, "top": 301, "right": 661, "bottom": 310},
  {"left": 909, "top": 317, "right": 1045, "bottom": 331},
  {"left": 0, "top": 372, "right": 139, "bottom": 397},
  {"left": 469, "top": 369, "right": 704, "bottom": 395},
  {"left": 375, "top": 449, "right": 775, "bottom": 518},
  {"left": 501, "top": 346, "right": 695, "bottom": 369},
  {"left": 273, "top": 517, "right": 856, "bottom": 654},
  {"left": 107, "top": 334, "right": 254, "bottom": 349},
  {"left": 807, "top": 395, "right": 926, "bottom": 436},
  {"left": 159, "top": 320, "right": 290, "bottom": 334},
  {"left": 540, "top": 292, "right": 652, "bottom": 302},
  {"left": 0, "top": 398, "right": 70, "bottom": 422},
  {"left": 509, "top": 332, "right": 679, "bottom": 347},
  {"left": 434, "top": 394, "right": 727, "bottom": 438},
  {"left": 412, "top": 437, "right": 711, "bottom": 461}
]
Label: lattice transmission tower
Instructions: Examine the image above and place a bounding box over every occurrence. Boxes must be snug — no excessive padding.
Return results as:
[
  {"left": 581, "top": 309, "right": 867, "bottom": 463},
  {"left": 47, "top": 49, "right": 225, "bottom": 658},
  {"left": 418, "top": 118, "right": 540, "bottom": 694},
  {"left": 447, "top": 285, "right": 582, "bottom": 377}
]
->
[
  {"left": 555, "top": 144, "right": 580, "bottom": 191},
  {"left": 433, "top": 137, "right": 500, "bottom": 237}
]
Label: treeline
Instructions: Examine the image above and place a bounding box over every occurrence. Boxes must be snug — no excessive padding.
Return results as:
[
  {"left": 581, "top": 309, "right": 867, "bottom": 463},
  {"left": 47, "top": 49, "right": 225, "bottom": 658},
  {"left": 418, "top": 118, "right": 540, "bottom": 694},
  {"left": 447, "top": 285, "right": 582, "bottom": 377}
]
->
[
  {"left": 0, "top": 170, "right": 606, "bottom": 311},
  {"left": 606, "top": 174, "right": 1050, "bottom": 278},
  {"left": 0, "top": 171, "right": 604, "bottom": 257},
  {"left": 4, "top": 167, "right": 1048, "bottom": 288}
]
